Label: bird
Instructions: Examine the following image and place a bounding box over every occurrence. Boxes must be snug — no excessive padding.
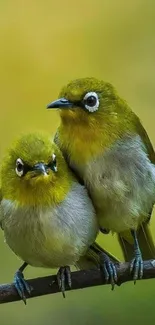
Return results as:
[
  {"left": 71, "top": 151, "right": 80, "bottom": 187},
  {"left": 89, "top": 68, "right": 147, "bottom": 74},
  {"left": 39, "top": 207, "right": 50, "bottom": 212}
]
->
[
  {"left": 0, "top": 131, "right": 100, "bottom": 303},
  {"left": 47, "top": 77, "right": 155, "bottom": 283}
]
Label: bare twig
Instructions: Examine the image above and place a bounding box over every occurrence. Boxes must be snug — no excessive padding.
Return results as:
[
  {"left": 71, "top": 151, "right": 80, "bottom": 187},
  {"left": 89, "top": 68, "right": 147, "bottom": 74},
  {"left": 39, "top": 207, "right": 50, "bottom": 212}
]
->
[{"left": 0, "top": 260, "right": 155, "bottom": 304}]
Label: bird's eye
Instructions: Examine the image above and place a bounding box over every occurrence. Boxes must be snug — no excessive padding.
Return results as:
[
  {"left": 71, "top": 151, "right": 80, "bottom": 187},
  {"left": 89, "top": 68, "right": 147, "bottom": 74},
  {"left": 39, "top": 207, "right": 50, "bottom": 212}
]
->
[
  {"left": 83, "top": 92, "right": 99, "bottom": 113},
  {"left": 48, "top": 154, "right": 57, "bottom": 172},
  {"left": 15, "top": 158, "right": 24, "bottom": 177}
]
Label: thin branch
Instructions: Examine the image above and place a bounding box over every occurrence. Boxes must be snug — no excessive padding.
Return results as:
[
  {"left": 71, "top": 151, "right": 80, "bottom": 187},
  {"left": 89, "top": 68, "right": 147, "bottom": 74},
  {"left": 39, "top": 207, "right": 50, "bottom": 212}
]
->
[{"left": 0, "top": 259, "right": 155, "bottom": 304}]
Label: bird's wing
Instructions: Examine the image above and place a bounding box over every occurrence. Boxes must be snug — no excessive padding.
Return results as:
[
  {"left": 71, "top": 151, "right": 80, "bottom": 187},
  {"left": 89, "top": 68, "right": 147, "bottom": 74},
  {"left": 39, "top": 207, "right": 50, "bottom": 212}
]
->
[
  {"left": 136, "top": 117, "right": 155, "bottom": 164},
  {"left": 119, "top": 119, "right": 155, "bottom": 260}
]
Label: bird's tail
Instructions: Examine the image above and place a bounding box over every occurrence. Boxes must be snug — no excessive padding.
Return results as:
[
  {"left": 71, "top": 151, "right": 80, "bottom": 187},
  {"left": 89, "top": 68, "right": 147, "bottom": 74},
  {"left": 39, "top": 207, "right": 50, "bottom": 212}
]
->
[{"left": 77, "top": 209, "right": 155, "bottom": 270}]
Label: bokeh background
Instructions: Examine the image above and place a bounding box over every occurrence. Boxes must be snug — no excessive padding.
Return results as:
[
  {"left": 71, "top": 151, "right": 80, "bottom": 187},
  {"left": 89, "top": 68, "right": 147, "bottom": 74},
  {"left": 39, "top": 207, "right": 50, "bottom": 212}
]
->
[{"left": 0, "top": 0, "right": 155, "bottom": 324}]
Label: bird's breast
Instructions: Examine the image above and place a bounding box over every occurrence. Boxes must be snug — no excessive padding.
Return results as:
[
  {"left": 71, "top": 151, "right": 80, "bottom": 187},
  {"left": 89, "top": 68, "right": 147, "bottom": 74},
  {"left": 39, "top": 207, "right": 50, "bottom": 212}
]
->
[{"left": 0, "top": 183, "right": 97, "bottom": 268}]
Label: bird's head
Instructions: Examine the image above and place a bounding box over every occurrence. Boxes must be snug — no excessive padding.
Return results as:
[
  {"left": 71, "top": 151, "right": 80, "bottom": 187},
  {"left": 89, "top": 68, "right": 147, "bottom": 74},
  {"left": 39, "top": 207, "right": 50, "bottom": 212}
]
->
[
  {"left": 47, "top": 77, "right": 131, "bottom": 126},
  {"left": 1, "top": 133, "right": 72, "bottom": 207}
]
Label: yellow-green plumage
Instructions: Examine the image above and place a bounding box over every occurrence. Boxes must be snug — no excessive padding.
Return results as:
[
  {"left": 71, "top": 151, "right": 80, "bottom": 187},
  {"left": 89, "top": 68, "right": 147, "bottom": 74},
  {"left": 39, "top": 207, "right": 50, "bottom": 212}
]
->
[
  {"left": 58, "top": 78, "right": 155, "bottom": 165},
  {"left": 47, "top": 77, "right": 155, "bottom": 263},
  {"left": 0, "top": 132, "right": 99, "bottom": 269},
  {"left": 1, "top": 132, "right": 73, "bottom": 207}
]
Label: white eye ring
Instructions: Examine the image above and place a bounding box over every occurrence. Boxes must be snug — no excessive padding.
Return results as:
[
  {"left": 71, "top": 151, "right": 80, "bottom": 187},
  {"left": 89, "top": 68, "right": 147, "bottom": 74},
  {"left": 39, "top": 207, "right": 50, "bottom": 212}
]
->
[
  {"left": 52, "top": 153, "right": 57, "bottom": 172},
  {"left": 52, "top": 153, "right": 56, "bottom": 162},
  {"left": 15, "top": 158, "right": 24, "bottom": 177},
  {"left": 83, "top": 92, "right": 99, "bottom": 112}
]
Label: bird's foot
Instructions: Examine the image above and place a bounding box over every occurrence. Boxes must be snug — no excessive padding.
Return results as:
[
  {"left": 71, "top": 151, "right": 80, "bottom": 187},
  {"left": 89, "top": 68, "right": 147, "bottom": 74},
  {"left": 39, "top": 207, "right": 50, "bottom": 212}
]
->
[
  {"left": 100, "top": 252, "right": 118, "bottom": 290},
  {"left": 13, "top": 270, "right": 32, "bottom": 304},
  {"left": 130, "top": 249, "right": 143, "bottom": 283},
  {"left": 57, "top": 266, "right": 72, "bottom": 298}
]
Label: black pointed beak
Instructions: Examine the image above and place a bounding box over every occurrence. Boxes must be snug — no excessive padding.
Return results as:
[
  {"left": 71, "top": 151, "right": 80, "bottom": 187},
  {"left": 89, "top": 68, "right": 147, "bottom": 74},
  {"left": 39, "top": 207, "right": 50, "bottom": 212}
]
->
[
  {"left": 33, "top": 163, "right": 48, "bottom": 176},
  {"left": 47, "top": 98, "right": 73, "bottom": 109}
]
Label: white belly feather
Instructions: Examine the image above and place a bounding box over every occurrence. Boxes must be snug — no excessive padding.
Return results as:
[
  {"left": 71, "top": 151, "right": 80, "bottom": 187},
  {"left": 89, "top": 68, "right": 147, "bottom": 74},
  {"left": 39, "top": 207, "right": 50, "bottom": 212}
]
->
[{"left": 0, "top": 183, "right": 97, "bottom": 268}]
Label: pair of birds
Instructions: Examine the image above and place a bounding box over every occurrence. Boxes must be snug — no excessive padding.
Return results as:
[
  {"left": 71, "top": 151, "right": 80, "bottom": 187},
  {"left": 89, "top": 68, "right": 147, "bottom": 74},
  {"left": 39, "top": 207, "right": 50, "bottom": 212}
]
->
[{"left": 0, "top": 77, "right": 155, "bottom": 304}]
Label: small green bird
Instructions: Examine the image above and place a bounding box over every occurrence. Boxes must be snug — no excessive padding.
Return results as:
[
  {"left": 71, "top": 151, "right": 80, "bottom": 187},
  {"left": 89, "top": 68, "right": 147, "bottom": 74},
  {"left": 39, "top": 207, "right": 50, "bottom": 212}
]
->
[
  {"left": 47, "top": 77, "right": 155, "bottom": 282},
  {"left": 0, "top": 132, "right": 100, "bottom": 303}
]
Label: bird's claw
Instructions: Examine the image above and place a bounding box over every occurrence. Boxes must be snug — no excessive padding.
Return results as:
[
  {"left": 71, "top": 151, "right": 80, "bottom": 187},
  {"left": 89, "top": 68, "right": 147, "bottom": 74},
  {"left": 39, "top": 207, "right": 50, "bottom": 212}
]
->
[
  {"left": 130, "top": 251, "right": 143, "bottom": 283},
  {"left": 13, "top": 270, "right": 32, "bottom": 304},
  {"left": 100, "top": 253, "right": 118, "bottom": 290},
  {"left": 57, "top": 266, "right": 72, "bottom": 298}
]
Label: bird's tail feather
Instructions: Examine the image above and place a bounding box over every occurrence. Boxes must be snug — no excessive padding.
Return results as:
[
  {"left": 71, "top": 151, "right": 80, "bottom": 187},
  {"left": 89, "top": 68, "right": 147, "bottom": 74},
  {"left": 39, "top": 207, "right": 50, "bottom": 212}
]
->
[{"left": 77, "top": 210, "right": 155, "bottom": 270}]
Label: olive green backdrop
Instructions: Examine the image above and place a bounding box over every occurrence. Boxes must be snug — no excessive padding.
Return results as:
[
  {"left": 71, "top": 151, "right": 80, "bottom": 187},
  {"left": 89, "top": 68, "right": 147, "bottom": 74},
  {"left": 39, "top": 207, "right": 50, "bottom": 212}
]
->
[{"left": 0, "top": 1, "right": 155, "bottom": 324}]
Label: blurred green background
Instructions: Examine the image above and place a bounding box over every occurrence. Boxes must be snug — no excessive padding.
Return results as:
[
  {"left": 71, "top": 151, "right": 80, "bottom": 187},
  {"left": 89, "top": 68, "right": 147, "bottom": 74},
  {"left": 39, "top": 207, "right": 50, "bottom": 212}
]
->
[{"left": 0, "top": 0, "right": 155, "bottom": 324}]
